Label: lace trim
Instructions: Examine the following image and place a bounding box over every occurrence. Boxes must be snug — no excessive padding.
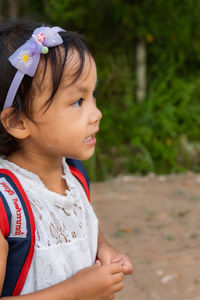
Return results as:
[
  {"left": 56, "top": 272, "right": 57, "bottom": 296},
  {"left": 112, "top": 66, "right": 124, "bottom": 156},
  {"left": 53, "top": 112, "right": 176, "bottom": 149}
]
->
[{"left": 0, "top": 157, "right": 90, "bottom": 247}]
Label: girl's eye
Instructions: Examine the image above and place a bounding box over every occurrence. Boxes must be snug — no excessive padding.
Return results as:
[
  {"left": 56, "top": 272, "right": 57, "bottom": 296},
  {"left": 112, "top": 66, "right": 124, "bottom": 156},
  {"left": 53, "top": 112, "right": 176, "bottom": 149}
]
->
[
  {"left": 93, "top": 90, "right": 98, "bottom": 98},
  {"left": 72, "top": 98, "right": 84, "bottom": 107}
]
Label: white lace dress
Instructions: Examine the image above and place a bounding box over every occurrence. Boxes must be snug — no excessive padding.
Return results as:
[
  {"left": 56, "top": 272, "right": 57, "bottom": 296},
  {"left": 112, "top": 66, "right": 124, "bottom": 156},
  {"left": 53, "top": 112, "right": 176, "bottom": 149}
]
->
[{"left": 0, "top": 158, "right": 98, "bottom": 294}]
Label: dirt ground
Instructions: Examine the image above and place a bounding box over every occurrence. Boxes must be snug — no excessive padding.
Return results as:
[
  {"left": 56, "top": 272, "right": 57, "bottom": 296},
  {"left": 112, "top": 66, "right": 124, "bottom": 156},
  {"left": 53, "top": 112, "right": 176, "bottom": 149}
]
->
[{"left": 91, "top": 173, "right": 200, "bottom": 300}]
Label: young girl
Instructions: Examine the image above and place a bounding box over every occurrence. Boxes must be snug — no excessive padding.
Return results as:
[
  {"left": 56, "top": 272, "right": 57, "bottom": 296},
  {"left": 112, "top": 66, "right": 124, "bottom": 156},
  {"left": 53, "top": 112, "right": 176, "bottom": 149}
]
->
[{"left": 0, "top": 19, "right": 133, "bottom": 299}]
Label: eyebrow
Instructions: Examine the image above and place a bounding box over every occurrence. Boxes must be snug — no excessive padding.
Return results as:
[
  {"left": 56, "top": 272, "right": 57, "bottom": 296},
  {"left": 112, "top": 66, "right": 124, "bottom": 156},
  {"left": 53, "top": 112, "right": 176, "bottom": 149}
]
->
[{"left": 78, "top": 80, "right": 98, "bottom": 93}]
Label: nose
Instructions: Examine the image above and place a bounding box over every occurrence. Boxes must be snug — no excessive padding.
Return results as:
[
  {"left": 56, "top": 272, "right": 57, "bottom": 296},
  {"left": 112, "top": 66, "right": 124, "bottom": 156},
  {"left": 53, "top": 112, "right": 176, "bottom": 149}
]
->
[{"left": 89, "top": 103, "right": 102, "bottom": 124}]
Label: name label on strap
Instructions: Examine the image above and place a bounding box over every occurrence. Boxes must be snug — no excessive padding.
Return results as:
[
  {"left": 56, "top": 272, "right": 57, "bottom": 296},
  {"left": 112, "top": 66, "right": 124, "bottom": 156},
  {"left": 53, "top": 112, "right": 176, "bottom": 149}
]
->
[{"left": 0, "top": 178, "right": 27, "bottom": 238}]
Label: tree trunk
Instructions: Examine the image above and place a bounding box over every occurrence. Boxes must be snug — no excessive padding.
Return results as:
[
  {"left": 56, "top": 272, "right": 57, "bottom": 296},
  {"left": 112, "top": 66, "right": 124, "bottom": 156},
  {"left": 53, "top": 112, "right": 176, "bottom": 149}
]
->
[
  {"left": 8, "top": 0, "right": 19, "bottom": 19},
  {"left": 135, "top": 38, "right": 147, "bottom": 103},
  {"left": 0, "top": 0, "right": 3, "bottom": 21}
]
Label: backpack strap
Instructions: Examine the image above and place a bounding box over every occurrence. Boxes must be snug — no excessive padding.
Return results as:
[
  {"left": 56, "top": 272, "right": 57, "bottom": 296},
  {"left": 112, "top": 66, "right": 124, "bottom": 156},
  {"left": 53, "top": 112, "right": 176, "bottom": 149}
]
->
[
  {"left": 0, "top": 169, "right": 35, "bottom": 297},
  {"left": 66, "top": 158, "right": 91, "bottom": 202},
  {"left": 0, "top": 159, "right": 89, "bottom": 296}
]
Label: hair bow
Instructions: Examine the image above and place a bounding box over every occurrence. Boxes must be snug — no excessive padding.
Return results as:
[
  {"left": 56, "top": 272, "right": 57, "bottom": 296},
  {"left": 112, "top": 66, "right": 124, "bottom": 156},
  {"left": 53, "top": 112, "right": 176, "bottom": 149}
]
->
[{"left": 3, "top": 26, "right": 65, "bottom": 110}]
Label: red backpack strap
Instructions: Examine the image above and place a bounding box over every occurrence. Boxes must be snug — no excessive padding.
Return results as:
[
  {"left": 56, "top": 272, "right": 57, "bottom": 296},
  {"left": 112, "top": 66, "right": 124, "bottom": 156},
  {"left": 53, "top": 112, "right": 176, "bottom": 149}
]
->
[
  {"left": 66, "top": 159, "right": 91, "bottom": 203},
  {"left": 0, "top": 169, "right": 35, "bottom": 296},
  {"left": 0, "top": 195, "right": 9, "bottom": 238}
]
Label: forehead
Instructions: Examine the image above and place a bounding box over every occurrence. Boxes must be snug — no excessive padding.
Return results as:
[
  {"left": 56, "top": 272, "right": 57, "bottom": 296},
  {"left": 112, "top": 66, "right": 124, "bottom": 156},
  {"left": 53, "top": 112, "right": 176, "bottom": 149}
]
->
[
  {"left": 31, "top": 48, "right": 97, "bottom": 113},
  {"left": 61, "top": 48, "right": 97, "bottom": 88}
]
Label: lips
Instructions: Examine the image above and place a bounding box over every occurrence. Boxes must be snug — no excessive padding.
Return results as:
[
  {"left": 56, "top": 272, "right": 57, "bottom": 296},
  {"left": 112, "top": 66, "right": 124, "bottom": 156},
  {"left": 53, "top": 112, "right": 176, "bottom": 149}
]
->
[
  {"left": 84, "top": 135, "right": 94, "bottom": 142},
  {"left": 84, "top": 129, "right": 99, "bottom": 145}
]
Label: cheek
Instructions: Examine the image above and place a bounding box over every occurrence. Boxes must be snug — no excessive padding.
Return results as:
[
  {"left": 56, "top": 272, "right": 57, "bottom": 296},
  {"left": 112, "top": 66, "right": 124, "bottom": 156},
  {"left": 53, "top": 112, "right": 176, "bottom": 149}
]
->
[
  {"left": 47, "top": 123, "right": 84, "bottom": 147},
  {"left": 33, "top": 110, "right": 87, "bottom": 146}
]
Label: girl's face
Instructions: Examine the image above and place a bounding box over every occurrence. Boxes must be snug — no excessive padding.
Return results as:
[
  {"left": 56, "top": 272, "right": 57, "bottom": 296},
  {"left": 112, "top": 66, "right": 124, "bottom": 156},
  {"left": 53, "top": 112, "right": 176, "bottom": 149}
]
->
[{"left": 24, "top": 51, "right": 102, "bottom": 161}]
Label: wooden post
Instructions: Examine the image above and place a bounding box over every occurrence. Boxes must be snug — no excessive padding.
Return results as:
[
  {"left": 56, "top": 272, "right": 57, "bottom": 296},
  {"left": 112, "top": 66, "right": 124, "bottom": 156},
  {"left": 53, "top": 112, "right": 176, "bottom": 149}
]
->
[
  {"left": 0, "top": 0, "right": 3, "bottom": 21},
  {"left": 8, "top": 0, "right": 19, "bottom": 19},
  {"left": 136, "top": 38, "right": 147, "bottom": 103}
]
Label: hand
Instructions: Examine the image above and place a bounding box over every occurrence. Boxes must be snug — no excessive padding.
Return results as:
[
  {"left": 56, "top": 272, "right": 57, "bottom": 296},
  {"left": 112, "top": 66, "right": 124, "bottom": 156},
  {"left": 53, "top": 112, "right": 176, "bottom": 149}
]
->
[
  {"left": 98, "top": 244, "right": 133, "bottom": 275},
  {"left": 111, "top": 254, "right": 133, "bottom": 275},
  {"left": 72, "top": 261, "right": 124, "bottom": 300}
]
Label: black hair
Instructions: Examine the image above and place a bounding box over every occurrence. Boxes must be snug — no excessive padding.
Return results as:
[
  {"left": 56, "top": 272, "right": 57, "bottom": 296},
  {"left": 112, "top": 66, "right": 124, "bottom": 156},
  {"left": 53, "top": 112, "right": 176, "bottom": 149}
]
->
[{"left": 0, "top": 19, "right": 91, "bottom": 156}]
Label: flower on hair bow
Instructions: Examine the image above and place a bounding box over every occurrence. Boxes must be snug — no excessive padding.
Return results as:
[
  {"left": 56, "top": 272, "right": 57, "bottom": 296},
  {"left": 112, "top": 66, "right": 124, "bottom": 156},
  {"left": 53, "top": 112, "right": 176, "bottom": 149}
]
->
[
  {"left": 9, "top": 26, "right": 65, "bottom": 77},
  {"left": 3, "top": 26, "right": 65, "bottom": 109}
]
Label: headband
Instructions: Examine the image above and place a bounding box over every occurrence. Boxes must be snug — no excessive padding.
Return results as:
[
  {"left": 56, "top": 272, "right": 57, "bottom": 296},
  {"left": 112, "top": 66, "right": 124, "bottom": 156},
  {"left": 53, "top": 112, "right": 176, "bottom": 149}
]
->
[{"left": 3, "top": 26, "right": 65, "bottom": 110}]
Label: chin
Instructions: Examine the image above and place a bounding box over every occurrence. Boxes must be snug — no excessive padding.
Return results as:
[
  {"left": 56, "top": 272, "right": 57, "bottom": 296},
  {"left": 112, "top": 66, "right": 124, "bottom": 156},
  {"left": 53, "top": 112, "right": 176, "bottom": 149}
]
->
[
  {"left": 66, "top": 148, "right": 95, "bottom": 161},
  {"left": 79, "top": 148, "right": 95, "bottom": 161}
]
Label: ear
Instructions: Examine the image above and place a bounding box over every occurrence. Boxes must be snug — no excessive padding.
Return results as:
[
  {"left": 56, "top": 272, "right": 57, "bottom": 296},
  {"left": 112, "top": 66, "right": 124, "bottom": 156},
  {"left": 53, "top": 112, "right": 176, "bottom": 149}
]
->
[{"left": 0, "top": 108, "right": 30, "bottom": 140}]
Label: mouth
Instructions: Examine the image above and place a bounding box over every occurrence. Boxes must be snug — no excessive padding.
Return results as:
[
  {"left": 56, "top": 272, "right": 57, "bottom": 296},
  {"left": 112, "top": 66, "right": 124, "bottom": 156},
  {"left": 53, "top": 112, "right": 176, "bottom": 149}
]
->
[
  {"left": 83, "top": 130, "right": 99, "bottom": 145},
  {"left": 84, "top": 135, "right": 94, "bottom": 142}
]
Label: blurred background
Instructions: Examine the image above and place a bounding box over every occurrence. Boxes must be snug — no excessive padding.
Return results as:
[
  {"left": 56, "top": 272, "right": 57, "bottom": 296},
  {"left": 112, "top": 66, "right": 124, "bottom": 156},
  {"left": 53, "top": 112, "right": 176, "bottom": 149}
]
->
[
  {"left": 2, "top": 2, "right": 200, "bottom": 299},
  {"left": 1, "top": 0, "right": 200, "bottom": 181}
]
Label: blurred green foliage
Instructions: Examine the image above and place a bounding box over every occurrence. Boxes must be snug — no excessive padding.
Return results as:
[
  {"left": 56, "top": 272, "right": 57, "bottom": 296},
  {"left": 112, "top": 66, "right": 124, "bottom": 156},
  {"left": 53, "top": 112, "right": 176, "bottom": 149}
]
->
[{"left": 4, "top": 0, "right": 200, "bottom": 180}]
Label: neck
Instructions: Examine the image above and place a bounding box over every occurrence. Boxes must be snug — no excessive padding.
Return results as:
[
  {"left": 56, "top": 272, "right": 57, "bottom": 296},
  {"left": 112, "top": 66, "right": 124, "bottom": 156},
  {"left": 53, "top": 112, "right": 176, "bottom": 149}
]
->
[
  {"left": 7, "top": 150, "right": 63, "bottom": 176},
  {"left": 7, "top": 150, "right": 69, "bottom": 195}
]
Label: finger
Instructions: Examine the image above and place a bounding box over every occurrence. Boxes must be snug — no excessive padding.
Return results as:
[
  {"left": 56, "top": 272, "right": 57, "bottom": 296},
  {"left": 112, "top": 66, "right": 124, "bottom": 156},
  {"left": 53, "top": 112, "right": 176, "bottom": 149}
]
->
[
  {"left": 95, "top": 259, "right": 102, "bottom": 266},
  {"left": 113, "top": 281, "right": 124, "bottom": 293},
  {"left": 91, "top": 260, "right": 101, "bottom": 269},
  {"left": 111, "top": 271, "right": 125, "bottom": 284},
  {"left": 122, "top": 264, "right": 134, "bottom": 275},
  {"left": 109, "top": 263, "right": 123, "bottom": 274},
  {"left": 111, "top": 256, "right": 123, "bottom": 263}
]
